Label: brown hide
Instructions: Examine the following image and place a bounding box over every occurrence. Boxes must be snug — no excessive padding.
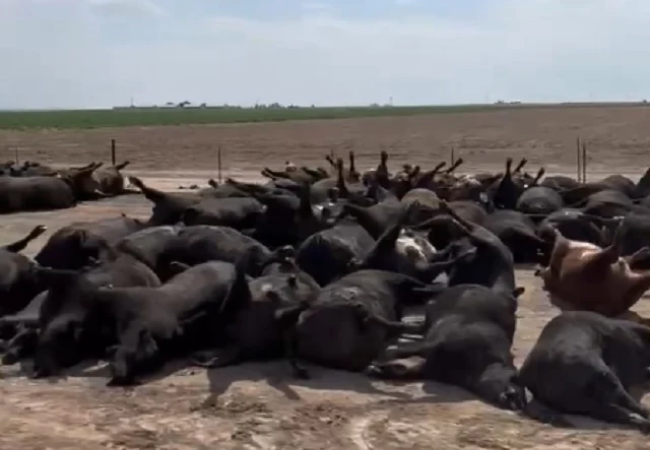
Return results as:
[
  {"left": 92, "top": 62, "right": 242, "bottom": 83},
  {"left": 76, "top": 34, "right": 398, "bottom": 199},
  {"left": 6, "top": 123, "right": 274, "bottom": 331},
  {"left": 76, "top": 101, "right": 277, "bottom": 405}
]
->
[{"left": 537, "top": 227, "right": 650, "bottom": 317}]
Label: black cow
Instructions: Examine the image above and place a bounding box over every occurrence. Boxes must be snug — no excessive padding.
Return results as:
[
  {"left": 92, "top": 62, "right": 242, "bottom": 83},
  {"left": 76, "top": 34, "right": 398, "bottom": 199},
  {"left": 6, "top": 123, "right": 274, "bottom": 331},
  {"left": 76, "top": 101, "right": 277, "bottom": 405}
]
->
[
  {"left": 32, "top": 252, "right": 161, "bottom": 378},
  {"left": 293, "top": 270, "right": 443, "bottom": 372},
  {"left": 182, "top": 197, "right": 264, "bottom": 230},
  {"left": 0, "top": 225, "right": 48, "bottom": 317},
  {"left": 193, "top": 251, "right": 320, "bottom": 378},
  {"left": 366, "top": 284, "right": 526, "bottom": 411},
  {"left": 163, "top": 225, "right": 294, "bottom": 278},
  {"left": 519, "top": 311, "right": 650, "bottom": 432},
  {"left": 0, "top": 163, "right": 106, "bottom": 213},
  {"left": 35, "top": 216, "right": 146, "bottom": 270},
  {"left": 98, "top": 261, "right": 239, "bottom": 385},
  {"left": 437, "top": 200, "right": 517, "bottom": 297}
]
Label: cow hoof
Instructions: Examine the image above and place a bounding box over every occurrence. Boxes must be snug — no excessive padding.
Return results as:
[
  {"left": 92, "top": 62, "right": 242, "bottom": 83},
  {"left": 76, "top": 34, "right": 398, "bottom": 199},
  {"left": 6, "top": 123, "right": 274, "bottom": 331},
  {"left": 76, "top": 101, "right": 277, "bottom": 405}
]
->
[
  {"left": 364, "top": 364, "right": 387, "bottom": 379},
  {"left": 498, "top": 387, "right": 526, "bottom": 411}
]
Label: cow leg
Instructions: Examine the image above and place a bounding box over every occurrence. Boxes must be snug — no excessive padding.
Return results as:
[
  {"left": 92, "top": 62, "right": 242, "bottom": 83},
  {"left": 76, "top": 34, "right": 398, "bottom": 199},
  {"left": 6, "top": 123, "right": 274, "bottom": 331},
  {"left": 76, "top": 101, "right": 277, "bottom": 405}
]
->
[
  {"left": 589, "top": 403, "right": 650, "bottom": 433},
  {"left": 625, "top": 246, "right": 650, "bottom": 268},
  {"left": 191, "top": 347, "right": 243, "bottom": 368},
  {"left": 1, "top": 326, "right": 38, "bottom": 365},
  {"left": 365, "top": 358, "right": 425, "bottom": 380},
  {"left": 585, "top": 366, "right": 650, "bottom": 431},
  {"left": 275, "top": 303, "right": 310, "bottom": 379},
  {"left": 583, "top": 222, "right": 627, "bottom": 271},
  {"left": 438, "top": 200, "right": 476, "bottom": 234},
  {"left": 282, "top": 328, "right": 309, "bottom": 380}
]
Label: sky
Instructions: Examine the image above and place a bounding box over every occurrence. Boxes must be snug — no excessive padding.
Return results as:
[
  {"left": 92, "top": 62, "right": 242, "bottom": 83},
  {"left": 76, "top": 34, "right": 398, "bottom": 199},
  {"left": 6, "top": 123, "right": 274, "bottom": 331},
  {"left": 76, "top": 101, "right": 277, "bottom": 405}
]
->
[{"left": 1, "top": 0, "right": 649, "bottom": 109}]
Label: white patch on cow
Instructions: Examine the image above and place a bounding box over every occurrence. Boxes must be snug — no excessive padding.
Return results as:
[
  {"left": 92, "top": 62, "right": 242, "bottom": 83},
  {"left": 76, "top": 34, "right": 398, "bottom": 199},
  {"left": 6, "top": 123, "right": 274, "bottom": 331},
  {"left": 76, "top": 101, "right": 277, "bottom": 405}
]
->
[
  {"left": 340, "top": 286, "right": 361, "bottom": 300},
  {"left": 312, "top": 202, "right": 333, "bottom": 220},
  {"left": 395, "top": 229, "right": 436, "bottom": 264},
  {"left": 260, "top": 283, "right": 274, "bottom": 293}
]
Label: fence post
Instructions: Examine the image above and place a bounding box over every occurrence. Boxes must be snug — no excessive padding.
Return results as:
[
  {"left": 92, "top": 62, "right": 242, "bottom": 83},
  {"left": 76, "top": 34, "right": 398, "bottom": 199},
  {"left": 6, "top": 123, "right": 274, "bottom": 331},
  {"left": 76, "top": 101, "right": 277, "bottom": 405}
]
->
[
  {"left": 450, "top": 147, "right": 455, "bottom": 167},
  {"left": 582, "top": 142, "right": 587, "bottom": 182},
  {"left": 13, "top": 148, "right": 18, "bottom": 165},
  {"left": 111, "top": 139, "right": 116, "bottom": 166},
  {"left": 217, "top": 145, "right": 223, "bottom": 184},
  {"left": 576, "top": 137, "right": 581, "bottom": 182}
]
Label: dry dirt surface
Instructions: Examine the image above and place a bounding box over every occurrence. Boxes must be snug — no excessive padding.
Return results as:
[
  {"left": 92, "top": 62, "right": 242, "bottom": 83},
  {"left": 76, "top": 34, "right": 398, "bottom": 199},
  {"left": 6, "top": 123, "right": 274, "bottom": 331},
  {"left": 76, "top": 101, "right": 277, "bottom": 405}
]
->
[{"left": 2, "top": 106, "right": 650, "bottom": 449}]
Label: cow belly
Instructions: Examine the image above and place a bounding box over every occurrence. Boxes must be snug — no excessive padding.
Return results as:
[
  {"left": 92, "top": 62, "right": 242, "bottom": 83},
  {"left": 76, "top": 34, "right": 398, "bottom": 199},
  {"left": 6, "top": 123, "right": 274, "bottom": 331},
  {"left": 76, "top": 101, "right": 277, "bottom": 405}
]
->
[{"left": 544, "top": 272, "right": 634, "bottom": 317}]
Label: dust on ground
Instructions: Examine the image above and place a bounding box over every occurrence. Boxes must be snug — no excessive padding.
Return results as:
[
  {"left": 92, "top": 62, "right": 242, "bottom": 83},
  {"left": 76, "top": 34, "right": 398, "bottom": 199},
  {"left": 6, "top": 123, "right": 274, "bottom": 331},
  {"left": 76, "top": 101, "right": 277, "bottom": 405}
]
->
[{"left": 2, "top": 106, "right": 650, "bottom": 449}]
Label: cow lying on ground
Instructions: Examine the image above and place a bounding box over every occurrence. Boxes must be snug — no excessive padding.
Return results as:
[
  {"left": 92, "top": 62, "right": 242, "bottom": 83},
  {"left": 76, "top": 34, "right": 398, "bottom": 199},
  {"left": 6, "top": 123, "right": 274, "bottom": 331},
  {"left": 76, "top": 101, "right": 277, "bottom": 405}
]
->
[
  {"left": 519, "top": 311, "right": 650, "bottom": 432},
  {"left": 0, "top": 225, "right": 48, "bottom": 316},
  {"left": 535, "top": 220, "right": 650, "bottom": 316},
  {"left": 365, "top": 283, "right": 526, "bottom": 411},
  {"left": 32, "top": 250, "right": 161, "bottom": 378}
]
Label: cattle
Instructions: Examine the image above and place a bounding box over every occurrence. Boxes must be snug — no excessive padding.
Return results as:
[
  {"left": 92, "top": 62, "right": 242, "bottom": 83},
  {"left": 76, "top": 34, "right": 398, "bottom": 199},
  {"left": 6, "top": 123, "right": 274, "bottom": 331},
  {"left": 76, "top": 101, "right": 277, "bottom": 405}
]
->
[
  {"left": 130, "top": 176, "right": 203, "bottom": 225},
  {"left": 0, "top": 163, "right": 107, "bottom": 213},
  {"left": 35, "top": 216, "right": 146, "bottom": 270},
  {"left": 348, "top": 202, "right": 476, "bottom": 282},
  {"left": 436, "top": 200, "right": 517, "bottom": 297},
  {"left": 535, "top": 209, "right": 611, "bottom": 248},
  {"left": 88, "top": 161, "right": 138, "bottom": 196},
  {"left": 519, "top": 311, "right": 650, "bottom": 432},
  {"left": 193, "top": 250, "right": 320, "bottom": 378},
  {"left": 0, "top": 290, "right": 47, "bottom": 365},
  {"left": 292, "top": 270, "right": 443, "bottom": 372},
  {"left": 516, "top": 185, "right": 564, "bottom": 216},
  {"left": 535, "top": 222, "right": 650, "bottom": 317},
  {"left": 162, "top": 225, "right": 293, "bottom": 277},
  {"left": 366, "top": 284, "right": 526, "bottom": 411},
  {"left": 32, "top": 251, "right": 161, "bottom": 378},
  {"left": 482, "top": 210, "right": 547, "bottom": 263},
  {"left": 181, "top": 196, "right": 264, "bottom": 230},
  {"left": 0, "top": 225, "right": 48, "bottom": 317},
  {"left": 12, "top": 150, "right": 650, "bottom": 436},
  {"left": 295, "top": 221, "right": 375, "bottom": 286},
  {"left": 96, "top": 261, "right": 239, "bottom": 386},
  {"left": 114, "top": 225, "right": 184, "bottom": 280}
]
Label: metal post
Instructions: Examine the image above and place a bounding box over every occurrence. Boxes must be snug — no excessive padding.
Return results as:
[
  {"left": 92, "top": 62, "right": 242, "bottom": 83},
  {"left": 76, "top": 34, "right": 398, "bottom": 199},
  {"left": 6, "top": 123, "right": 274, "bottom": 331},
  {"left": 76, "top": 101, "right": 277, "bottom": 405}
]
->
[
  {"left": 582, "top": 142, "right": 587, "bottom": 183},
  {"left": 217, "top": 145, "right": 223, "bottom": 184},
  {"left": 576, "top": 137, "right": 581, "bottom": 182},
  {"left": 451, "top": 147, "right": 455, "bottom": 167},
  {"left": 111, "top": 139, "right": 116, "bottom": 166}
]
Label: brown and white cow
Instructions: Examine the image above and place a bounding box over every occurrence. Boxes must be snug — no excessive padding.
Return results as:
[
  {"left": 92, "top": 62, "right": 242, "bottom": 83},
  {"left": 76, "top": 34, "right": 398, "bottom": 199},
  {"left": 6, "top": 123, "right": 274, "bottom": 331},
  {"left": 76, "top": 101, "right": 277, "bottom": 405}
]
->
[{"left": 535, "top": 222, "right": 650, "bottom": 317}]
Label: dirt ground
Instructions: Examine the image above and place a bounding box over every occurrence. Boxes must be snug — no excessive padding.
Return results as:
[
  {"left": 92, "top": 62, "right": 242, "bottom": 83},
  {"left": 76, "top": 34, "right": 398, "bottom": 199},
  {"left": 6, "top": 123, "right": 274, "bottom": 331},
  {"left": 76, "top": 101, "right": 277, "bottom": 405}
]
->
[{"left": 2, "top": 106, "right": 650, "bottom": 449}]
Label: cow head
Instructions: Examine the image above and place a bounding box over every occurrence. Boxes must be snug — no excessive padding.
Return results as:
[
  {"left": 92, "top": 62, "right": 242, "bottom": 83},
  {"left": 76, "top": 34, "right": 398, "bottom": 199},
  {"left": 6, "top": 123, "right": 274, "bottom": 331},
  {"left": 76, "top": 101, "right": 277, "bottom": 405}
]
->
[
  {"left": 58, "top": 162, "right": 105, "bottom": 200},
  {"left": 31, "top": 266, "right": 99, "bottom": 378},
  {"left": 108, "top": 327, "right": 160, "bottom": 386}
]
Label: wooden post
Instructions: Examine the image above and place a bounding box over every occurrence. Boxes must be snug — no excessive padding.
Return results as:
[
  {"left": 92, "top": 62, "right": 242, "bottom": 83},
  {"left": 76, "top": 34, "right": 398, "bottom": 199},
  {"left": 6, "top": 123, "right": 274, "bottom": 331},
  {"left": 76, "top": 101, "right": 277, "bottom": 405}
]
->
[
  {"left": 217, "top": 145, "right": 223, "bottom": 184},
  {"left": 111, "top": 139, "right": 116, "bottom": 166},
  {"left": 576, "top": 137, "right": 582, "bottom": 183},
  {"left": 450, "top": 147, "right": 455, "bottom": 167},
  {"left": 582, "top": 143, "right": 588, "bottom": 182}
]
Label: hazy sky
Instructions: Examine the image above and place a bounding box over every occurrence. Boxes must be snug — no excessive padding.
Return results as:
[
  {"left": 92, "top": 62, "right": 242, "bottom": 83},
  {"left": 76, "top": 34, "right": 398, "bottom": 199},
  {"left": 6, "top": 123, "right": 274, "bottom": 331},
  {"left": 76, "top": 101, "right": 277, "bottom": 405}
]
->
[{"left": 1, "top": 0, "right": 648, "bottom": 109}]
